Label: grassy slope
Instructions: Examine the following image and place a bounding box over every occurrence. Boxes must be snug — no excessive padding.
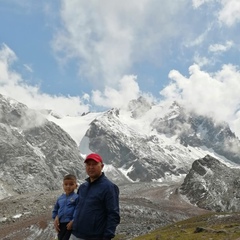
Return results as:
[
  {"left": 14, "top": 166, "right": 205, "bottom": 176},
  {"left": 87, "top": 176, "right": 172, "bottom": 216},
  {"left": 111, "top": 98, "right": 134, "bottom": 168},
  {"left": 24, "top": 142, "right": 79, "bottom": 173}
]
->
[{"left": 115, "top": 212, "right": 240, "bottom": 240}]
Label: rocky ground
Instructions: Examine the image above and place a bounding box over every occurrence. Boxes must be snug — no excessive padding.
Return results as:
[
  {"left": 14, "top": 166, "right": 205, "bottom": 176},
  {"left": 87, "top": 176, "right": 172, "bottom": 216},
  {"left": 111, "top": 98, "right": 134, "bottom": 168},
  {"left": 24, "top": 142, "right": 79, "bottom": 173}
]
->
[
  {"left": 0, "top": 190, "right": 59, "bottom": 240},
  {"left": 0, "top": 181, "right": 211, "bottom": 240}
]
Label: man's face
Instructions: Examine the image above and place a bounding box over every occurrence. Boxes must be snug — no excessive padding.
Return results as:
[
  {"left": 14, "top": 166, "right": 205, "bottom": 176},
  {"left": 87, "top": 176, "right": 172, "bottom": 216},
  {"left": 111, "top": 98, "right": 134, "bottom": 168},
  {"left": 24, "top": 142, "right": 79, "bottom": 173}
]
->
[{"left": 85, "top": 159, "right": 103, "bottom": 181}]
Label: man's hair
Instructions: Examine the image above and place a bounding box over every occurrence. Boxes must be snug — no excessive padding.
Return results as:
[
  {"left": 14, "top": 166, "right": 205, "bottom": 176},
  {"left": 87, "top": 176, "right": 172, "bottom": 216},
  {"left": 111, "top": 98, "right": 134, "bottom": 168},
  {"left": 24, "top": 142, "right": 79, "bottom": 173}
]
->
[{"left": 63, "top": 174, "right": 77, "bottom": 181}]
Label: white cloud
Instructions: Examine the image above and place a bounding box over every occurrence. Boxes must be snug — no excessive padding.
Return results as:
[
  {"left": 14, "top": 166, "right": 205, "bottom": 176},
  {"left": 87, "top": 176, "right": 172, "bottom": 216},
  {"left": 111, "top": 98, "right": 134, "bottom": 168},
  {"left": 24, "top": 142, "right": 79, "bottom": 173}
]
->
[
  {"left": 52, "top": 0, "right": 189, "bottom": 89},
  {"left": 192, "top": 0, "right": 214, "bottom": 9},
  {"left": 50, "top": 0, "right": 240, "bottom": 119},
  {"left": 192, "top": 0, "right": 240, "bottom": 26},
  {"left": 0, "top": 44, "right": 22, "bottom": 86},
  {"left": 193, "top": 54, "right": 211, "bottom": 67},
  {"left": 0, "top": 44, "right": 148, "bottom": 116},
  {"left": 1, "top": 1, "right": 240, "bottom": 139},
  {"left": 23, "top": 64, "right": 33, "bottom": 73},
  {"left": 160, "top": 63, "right": 240, "bottom": 137},
  {"left": 91, "top": 75, "right": 140, "bottom": 109},
  {"left": 218, "top": 0, "right": 240, "bottom": 26},
  {"left": 0, "top": 44, "right": 89, "bottom": 116},
  {"left": 208, "top": 41, "right": 233, "bottom": 53}
]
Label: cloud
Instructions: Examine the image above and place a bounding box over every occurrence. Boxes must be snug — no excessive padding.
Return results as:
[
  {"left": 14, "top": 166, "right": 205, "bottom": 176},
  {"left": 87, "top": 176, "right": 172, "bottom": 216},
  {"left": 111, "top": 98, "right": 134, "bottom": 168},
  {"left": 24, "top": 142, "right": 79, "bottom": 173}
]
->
[
  {"left": 0, "top": 44, "right": 89, "bottom": 116},
  {"left": 91, "top": 75, "right": 140, "bottom": 109},
  {"left": 1, "top": 1, "right": 239, "bottom": 140},
  {"left": 0, "top": 44, "right": 144, "bottom": 115},
  {"left": 218, "top": 0, "right": 240, "bottom": 26},
  {"left": 192, "top": 0, "right": 240, "bottom": 26},
  {"left": 192, "top": 0, "right": 214, "bottom": 9},
  {"left": 208, "top": 41, "right": 233, "bottom": 53},
  {"left": 23, "top": 64, "right": 33, "bottom": 73},
  {"left": 160, "top": 63, "right": 240, "bottom": 138},
  {"left": 52, "top": 0, "right": 189, "bottom": 89},
  {"left": 186, "top": 29, "right": 210, "bottom": 47},
  {"left": 51, "top": 0, "right": 239, "bottom": 91},
  {"left": 193, "top": 54, "right": 212, "bottom": 67}
]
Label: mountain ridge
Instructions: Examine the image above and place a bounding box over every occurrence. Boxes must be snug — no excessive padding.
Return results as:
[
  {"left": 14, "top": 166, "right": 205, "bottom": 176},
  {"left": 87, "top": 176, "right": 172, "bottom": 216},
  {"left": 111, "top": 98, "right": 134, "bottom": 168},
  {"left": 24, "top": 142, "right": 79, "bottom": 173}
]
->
[
  {"left": 0, "top": 94, "right": 86, "bottom": 199},
  {"left": 77, "top": 98, "right": 240, "bottom": 183},
  {"left": 1, "top": 94, "right": 240, "bottom": 239}
]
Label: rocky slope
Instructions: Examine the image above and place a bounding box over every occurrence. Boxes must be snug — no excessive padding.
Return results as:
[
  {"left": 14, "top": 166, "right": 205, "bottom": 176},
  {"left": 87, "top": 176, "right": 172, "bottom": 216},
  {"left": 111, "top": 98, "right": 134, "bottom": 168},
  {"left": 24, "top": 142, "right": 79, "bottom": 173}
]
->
[
  {"left": 1, "top": 95, "right": 240, "bottom": 239},
  {"left": 0, "top": 180, "right": 210, "bottom": 240},
  {"left": 1, "top": 94, "right": 240, "bottom": 196},
  {"left": 180, "top": 155, "right": 240, "bottom": 212},
  {"left": 80, "top": 99, "right": 240, "bottom": 182},
  {"left": 0, "top": 94, "right": 86, "bottom": 198},
  {"left": 151, "top": 102, "right": 240, "bottom": 164}
]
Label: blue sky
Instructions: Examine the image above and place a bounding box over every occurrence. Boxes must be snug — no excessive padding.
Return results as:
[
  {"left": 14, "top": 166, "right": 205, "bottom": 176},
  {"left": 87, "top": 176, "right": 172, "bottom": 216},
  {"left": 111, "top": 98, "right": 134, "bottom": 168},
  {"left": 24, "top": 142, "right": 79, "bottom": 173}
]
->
[{"left": 0, "top": 0, "right": 240, "bottom": 136}]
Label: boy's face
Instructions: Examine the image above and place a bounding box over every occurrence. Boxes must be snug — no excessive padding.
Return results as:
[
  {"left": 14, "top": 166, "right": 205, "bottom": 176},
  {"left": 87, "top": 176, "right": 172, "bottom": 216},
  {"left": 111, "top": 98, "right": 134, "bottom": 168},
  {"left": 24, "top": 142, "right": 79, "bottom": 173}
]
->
[{"left": 63, "top": 179, "right": 77, "bottom": 195}]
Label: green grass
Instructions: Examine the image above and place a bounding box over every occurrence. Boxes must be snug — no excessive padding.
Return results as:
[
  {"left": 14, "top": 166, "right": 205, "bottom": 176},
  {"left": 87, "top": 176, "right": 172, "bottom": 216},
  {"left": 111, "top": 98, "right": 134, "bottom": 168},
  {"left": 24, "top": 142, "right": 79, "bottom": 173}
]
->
[{"left": 115, "top": 212, "right": 240, "bottom": 240}]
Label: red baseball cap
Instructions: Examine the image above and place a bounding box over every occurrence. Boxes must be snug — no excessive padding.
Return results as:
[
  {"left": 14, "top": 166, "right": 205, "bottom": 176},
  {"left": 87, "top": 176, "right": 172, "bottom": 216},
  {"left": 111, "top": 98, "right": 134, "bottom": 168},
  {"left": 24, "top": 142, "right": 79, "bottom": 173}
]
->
[{"left": 84, "top": 153, "right": 103, "bottom": 163}]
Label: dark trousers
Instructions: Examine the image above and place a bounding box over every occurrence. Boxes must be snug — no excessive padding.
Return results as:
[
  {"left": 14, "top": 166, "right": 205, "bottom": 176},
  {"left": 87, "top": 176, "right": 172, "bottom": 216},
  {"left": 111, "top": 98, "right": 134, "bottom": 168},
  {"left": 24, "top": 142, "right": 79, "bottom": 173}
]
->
[{"left": 58, "top": 222, "right": 72, "bottom": 240}]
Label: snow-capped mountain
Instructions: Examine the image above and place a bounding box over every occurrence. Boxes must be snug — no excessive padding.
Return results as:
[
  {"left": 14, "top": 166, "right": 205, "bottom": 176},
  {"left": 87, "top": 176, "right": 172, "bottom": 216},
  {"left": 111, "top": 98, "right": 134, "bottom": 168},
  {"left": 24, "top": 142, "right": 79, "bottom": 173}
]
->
[
  {"left": 0, "top": 94, "right": 86, "bottom": 199},
  {"left": 1, "top": 94, "right": 240, "bottom": 203},
  {"left": 150, "top": 101, "right": 240, "bottom": 164},
  {"left": 63, "top": 98, "right": 239, "bottom": 183},
  {"left": 1, "top": 94, "right": 240, "bottom": 239}
]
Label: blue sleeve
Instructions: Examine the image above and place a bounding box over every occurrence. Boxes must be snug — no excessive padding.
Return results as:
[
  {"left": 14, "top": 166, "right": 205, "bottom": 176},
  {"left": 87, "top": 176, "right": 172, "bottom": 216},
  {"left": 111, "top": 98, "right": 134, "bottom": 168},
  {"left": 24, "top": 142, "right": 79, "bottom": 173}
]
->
[
  {"left": 103, "top": 184, "right": 120, "bottom": 239},
  {"left": 72, "top": 190, "right": 80, "bottom": 220},
  {"left": 52, "top": 197, "right": 60, "bottom": 219}
]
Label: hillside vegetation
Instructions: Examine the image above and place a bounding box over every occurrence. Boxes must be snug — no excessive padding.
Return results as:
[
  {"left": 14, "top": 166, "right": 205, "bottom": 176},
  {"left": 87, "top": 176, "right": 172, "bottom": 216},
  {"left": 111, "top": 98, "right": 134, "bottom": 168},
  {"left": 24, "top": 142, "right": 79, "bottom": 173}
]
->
[{"left": 131, "top": 212, "right": 240, "bottom": 240}]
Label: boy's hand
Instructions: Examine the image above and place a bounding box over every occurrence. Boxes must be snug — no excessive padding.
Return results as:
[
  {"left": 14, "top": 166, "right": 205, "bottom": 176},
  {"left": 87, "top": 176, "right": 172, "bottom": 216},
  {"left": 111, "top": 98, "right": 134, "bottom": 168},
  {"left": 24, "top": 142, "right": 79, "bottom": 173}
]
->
[
  {"left": 54, "top": 216, "right": 60, "bottom": 233},
  {"left": 67, "top": 220, "right": 73, "bottom": 230}
]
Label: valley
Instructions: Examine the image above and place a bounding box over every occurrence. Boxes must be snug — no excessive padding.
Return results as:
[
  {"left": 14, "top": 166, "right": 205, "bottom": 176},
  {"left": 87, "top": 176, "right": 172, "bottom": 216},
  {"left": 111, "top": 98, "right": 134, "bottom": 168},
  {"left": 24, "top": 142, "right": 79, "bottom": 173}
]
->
[{"left": 0, "top": 180, "right": 210, "bottom": 240}]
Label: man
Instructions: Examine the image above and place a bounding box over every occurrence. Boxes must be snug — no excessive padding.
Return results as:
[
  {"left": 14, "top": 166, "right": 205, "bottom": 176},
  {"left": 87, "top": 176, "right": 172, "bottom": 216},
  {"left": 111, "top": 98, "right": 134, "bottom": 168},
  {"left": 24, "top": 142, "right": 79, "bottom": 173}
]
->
[{"left": 70, "top": 153, "right": 120, "bottom": 240}]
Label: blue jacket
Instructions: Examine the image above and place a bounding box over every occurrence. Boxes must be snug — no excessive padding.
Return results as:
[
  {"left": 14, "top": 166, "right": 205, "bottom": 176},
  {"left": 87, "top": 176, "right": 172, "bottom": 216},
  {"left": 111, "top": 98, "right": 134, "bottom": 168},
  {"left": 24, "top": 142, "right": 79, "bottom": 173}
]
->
[
  {"left": 72, "top": 173, "right": 120, "bottom": 239},
  {"left": 52, "top": 191, "right": 78, "bottom": 223}
]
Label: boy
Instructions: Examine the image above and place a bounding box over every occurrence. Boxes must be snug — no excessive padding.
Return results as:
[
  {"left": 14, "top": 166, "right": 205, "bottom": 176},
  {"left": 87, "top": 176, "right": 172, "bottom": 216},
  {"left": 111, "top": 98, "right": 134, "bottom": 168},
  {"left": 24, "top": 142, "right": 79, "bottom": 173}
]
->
[{"left": 52, "top": 174, "right": 78, "bottom": 240}]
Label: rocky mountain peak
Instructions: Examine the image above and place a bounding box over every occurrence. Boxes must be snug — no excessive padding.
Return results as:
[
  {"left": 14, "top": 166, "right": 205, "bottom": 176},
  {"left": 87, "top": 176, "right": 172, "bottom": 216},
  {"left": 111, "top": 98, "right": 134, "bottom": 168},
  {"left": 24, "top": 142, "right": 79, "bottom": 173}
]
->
[
  {"left": 1, "top": 94, "right": 240, "bottom": 207},
  {"left": 81, "top": 100, "right": 240, "bottom": 182},
  {"left": 0, "top": 95, "right": 86, "bottom": 198},
  {"left": 0, "top": 94, "right": 45, "bottom": 129},
  {"left": 180, "top": 155, "right": 240, "bottom": 212},
  {"left": 128, "top": 96, "right": 152, "bottom": 118},
  {"left": 1, "top": 95, "right": 240, "bottom": 239},
  {"left": 150, "top": 103, "right": 240, "bottom": 164}
]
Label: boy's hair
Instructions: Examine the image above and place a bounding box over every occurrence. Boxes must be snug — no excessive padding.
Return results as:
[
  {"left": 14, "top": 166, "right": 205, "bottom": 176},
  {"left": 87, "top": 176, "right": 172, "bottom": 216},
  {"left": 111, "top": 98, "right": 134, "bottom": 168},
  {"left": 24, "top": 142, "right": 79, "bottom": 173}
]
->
[{"left": 63, "top": 174, "right": 77, "bottom": 181}]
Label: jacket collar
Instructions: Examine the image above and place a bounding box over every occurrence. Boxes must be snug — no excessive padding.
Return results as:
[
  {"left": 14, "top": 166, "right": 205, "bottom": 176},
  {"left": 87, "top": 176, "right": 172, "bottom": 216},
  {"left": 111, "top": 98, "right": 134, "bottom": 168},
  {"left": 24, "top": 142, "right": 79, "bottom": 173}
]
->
[{"left": 86, "top": 172, "right": 105, "bottom": 183}]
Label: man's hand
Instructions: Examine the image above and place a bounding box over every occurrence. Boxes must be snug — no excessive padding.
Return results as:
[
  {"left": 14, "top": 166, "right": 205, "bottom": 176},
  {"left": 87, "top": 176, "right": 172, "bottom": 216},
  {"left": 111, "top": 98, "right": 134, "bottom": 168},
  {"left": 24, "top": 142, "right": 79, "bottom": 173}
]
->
[
  {"left": 67, "top": 220, "right": 73, "bottom": 230},
  {"left": 54, "top": 216, "right": 60, "bottom": 233}
]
